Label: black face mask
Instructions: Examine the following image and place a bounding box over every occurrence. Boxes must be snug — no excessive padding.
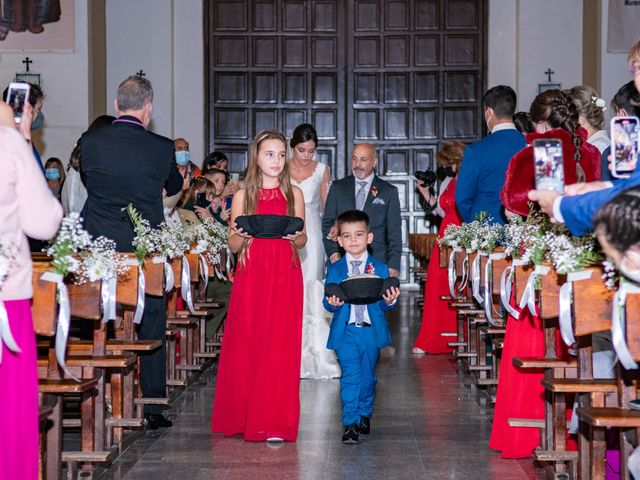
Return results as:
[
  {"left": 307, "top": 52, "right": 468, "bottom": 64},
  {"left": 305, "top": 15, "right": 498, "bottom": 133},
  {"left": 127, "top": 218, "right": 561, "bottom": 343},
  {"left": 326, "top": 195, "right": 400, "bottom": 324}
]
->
[{"left": 436, "top": 166, "right": 456, "bottom": 181}]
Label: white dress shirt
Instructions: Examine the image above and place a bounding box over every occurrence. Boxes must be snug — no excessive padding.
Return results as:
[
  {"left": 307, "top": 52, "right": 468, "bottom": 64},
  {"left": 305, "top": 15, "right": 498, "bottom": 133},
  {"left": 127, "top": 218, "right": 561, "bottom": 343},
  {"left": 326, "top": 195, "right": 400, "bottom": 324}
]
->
[
  {"left": 354, "top": 172, "right": 375, "bottom": 206},
  {"left": 345, "top": 252, "right": 372, "bottom": 326},
  {"left": 490, "top": 122, "right": 517, "bottom": 134}
]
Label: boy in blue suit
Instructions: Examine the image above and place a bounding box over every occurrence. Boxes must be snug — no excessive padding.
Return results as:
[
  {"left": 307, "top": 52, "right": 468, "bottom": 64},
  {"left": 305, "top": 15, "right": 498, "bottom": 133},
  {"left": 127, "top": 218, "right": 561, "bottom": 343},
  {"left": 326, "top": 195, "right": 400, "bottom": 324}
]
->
[{"left": 323, "top": 210, "right": 400, "bottom": 444}]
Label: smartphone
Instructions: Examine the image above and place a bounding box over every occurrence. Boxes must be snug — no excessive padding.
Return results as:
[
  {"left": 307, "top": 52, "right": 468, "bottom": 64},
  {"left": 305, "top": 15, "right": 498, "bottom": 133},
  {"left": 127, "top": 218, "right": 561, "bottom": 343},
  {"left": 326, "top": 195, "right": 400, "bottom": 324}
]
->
[
  {"left": 224, "top": 195, "right": 233, "bottom": 210},
  {"left": 533, "top": 138, "right": 564, "bottom": 193},
  {"left": 6, "top": 82, "right": 30, "bottom": 123},
  {"left": 230, "top": 172, "right": 240, "bottom": 182},
  {"left": 195, "top": 192, "right": 209, "bottom": 208},
  {"left": 611, "top": 116, "right": 639, "bottom": 179}
]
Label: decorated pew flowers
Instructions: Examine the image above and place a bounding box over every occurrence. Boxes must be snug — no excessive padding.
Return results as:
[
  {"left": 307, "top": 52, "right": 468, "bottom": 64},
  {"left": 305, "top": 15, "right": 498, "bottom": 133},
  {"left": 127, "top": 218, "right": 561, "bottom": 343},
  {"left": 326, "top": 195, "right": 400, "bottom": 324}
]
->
[
  {"left": 545, "top": 233, "right": 602, "bottom": 275},
  {"left": 188, "top": 218, "right": 228, "bottom": 266}
]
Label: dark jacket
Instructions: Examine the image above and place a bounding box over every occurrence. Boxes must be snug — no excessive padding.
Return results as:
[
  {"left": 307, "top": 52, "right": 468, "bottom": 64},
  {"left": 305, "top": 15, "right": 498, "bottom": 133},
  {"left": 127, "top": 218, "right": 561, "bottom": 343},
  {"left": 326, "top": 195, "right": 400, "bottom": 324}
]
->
[
  {"left": 80, "top": 115, "right": 183, "bottom": 251},
  {"left": 321, "top": 175, "right": 402, "bottom": 271}
]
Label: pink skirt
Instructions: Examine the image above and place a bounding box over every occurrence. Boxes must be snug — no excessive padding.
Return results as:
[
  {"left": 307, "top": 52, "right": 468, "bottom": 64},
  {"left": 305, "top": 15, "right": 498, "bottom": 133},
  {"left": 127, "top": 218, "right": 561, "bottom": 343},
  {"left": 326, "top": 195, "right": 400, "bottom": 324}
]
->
[{"left": 0, "top": 299, "right": 38, "bottom": 480}]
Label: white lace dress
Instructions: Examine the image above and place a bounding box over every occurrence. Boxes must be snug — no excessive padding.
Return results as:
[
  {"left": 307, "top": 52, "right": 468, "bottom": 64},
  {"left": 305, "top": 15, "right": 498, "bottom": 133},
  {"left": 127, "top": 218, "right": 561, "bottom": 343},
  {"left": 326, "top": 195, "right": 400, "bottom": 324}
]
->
[{"left": 293, "top": 162, "right": 341, "bottom": 379}]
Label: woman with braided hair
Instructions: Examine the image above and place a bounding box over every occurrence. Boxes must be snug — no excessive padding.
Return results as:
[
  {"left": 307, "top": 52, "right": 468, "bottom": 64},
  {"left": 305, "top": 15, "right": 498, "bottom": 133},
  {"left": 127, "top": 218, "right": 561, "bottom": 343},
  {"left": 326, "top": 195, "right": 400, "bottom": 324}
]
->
[
  {"left": 567, "top": 85, "right": 609, "bottom": 154},
  {"left": 491, "top": 89, "right": 601, "bottom": 459},
  {"left": 500, "top": 89, "right": 601, "bottom": 217}
]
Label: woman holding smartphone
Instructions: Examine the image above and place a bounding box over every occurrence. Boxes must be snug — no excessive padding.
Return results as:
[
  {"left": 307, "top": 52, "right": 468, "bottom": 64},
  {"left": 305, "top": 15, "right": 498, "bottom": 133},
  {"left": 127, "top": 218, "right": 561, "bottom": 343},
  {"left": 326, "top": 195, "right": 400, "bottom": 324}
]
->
[{"left": 288, "top": 123, "right": 339, "bottom": 379}]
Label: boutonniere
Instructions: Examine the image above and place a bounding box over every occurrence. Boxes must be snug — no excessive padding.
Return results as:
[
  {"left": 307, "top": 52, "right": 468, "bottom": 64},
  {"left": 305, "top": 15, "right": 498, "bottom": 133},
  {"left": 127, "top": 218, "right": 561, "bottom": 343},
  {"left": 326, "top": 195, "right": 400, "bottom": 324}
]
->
[
  {"left": 365, "top": 263, "right": 375, "bottom": 274},
  {"left": 370, "top": 186, "right": 378, "bottom": 198}
]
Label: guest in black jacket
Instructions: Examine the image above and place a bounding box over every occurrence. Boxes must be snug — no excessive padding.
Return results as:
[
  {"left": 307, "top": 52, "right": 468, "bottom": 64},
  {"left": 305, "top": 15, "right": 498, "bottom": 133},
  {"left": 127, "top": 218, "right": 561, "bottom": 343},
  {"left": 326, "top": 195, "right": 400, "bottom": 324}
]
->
[{"left": 80, "top": 75, "right": 182, "bottom": 429}]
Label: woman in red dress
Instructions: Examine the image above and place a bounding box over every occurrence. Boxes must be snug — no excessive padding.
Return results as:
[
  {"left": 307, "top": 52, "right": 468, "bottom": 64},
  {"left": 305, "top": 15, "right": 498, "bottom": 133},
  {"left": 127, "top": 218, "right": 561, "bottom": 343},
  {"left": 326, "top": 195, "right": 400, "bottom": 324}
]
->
[
  {"left": 491, "top": 89, "right": 601, "bottom": 458},
  {"left": 211, "top": 130, "right": 306, "bottom": 442},
  {"left": 413, "top": 141, "right": 465, "bottom": 354}
]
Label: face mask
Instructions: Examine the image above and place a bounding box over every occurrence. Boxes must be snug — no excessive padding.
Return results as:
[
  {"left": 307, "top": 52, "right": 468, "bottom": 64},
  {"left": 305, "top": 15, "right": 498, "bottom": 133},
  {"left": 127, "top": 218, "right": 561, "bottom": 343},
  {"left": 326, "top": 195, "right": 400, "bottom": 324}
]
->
[
  {"left": 175, "top": 150, "right": 190, "bottom": 166},
  {"left": 436, "top": 166, "right": 456, "bottom": 181},
  {"left": 620, "top": 256, "right": 640, "bottom": 283},
  {"left": 32, "top": 111, "right": 44, "bottom": 131},
  {"left": 45, "top": 168, "right": 60, "bottom": 181}
]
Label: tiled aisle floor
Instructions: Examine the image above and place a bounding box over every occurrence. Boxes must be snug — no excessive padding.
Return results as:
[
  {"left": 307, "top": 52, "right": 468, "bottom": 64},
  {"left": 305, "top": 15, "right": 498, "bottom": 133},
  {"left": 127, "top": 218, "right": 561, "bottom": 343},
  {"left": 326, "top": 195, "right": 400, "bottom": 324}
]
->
[{"left": 100, "top": 294, "right": 542, "bottom": 480}]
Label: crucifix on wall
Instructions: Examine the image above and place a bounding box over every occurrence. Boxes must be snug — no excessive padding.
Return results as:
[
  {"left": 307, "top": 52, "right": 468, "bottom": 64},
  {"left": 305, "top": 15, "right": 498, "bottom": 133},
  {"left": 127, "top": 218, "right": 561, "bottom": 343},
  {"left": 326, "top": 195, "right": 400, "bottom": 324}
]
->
[
  {"left": 15, "top": 56, "right": 41, "bottom": 86},
  {"left": 538, "top": 67, "right": 561, "bottom": 93}
]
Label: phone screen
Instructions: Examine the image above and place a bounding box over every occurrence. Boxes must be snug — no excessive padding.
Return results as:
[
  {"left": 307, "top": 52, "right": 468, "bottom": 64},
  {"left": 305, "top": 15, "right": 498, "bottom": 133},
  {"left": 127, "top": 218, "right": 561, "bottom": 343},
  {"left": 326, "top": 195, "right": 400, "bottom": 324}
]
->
[
  {"left": 533, "top": 138, "right": 564, "bottom": 193},
  {"left": 224, "top": 196, "right": 233, "bottom": 210},
  {"left": 611, "top": 116, "right": 639, "bottom": 178},
  {"left": 196, "top": 192, "right": 209, "bottom": 208},
  {"left": 230, "top": 172, "right": 240, "bottom": 182},
  {"left": 6, "top": 83, "right": 30, "bottom": 123}
]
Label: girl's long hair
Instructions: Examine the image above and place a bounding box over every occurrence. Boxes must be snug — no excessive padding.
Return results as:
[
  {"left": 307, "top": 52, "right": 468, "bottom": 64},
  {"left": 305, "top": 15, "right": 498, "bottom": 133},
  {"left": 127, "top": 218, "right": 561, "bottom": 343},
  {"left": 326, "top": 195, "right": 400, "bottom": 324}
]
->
[
  {"left": 243, "top": 129, "right": 295, "bottom": 216},
  {"left": 238, "top": 129, "right": 297, "bottom": 265}
]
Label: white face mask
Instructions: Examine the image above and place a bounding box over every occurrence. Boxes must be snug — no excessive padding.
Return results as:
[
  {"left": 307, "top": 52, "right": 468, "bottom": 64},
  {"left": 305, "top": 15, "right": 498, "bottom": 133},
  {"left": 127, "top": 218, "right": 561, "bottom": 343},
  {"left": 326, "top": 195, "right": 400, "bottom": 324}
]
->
[{"left": 620, "top": 256, "right": 640, "bottom": 283}]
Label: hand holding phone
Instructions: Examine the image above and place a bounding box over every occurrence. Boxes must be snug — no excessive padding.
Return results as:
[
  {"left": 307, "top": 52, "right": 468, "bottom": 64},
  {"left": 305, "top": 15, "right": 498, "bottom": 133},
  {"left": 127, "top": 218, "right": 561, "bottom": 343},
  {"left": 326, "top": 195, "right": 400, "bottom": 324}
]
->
[
  {"left": 533, "top": 138, "right": 564, "bottom": 194},
  {"left": 195, "top": 192, "right": 209, "bottom": 208},
  {"left": 6, "top": 82, "right": 30, "bottom": 124},
  {"left": 610, "top": 116, "right": 639, "bottom": 179}
]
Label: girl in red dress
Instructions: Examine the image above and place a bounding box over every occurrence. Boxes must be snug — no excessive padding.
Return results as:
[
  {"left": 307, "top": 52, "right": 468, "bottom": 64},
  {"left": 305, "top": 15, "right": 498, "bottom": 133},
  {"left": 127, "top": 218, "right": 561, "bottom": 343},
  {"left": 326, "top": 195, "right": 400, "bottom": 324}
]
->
[
  {"left": 211, "top": 130, "right": 307, "bottom": 442},
  {"left": 413, "top": 141, "right": 464, "bottom": 354}
]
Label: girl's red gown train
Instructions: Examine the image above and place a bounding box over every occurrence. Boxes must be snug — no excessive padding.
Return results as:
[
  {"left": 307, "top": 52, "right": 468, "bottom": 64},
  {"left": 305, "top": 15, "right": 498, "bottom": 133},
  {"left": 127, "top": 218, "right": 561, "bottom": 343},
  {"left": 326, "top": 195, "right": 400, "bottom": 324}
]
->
[
  {"left": 211, "top": 187, "right": 303, "bottom": 441},
  {"left": 413, "top": 178, "right": 462, "bottom": 354}
]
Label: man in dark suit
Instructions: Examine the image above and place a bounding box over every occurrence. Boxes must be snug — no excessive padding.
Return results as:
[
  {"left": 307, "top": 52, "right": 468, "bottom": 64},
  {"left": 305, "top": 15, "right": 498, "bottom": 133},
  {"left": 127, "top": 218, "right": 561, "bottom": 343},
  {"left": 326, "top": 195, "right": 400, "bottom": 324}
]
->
[
  {"left": 455, "top": 85, "right": 525, "bottom": 225},
  {"left": 322, "top": 143, "right": 402, "bottom": 276},
  {"left": 81, "top": 75, "right": 183, "bottom": 429}
]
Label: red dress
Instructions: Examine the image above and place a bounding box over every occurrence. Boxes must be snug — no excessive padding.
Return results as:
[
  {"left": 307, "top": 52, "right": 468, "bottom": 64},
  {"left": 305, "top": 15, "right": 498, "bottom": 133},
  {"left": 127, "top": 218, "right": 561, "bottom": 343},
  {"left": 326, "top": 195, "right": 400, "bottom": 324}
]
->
[
  {"left": 211, "top": 187, "right": 303, "bottom": 441},
  {"left": 413, "top": 179, "right": 462, "bottom": 353}
]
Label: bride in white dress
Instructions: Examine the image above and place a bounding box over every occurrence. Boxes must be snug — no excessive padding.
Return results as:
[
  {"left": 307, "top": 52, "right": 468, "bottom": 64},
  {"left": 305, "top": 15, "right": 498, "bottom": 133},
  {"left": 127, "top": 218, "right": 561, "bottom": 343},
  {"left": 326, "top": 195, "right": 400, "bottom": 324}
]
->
[{"left": 289, "top": 124, "right": 341, "bottom": 379}]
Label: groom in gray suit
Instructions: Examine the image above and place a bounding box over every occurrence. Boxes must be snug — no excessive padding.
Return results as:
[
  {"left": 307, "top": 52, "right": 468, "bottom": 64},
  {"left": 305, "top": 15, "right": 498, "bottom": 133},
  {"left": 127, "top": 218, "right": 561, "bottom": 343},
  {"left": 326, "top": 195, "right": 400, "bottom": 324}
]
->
[{"left": 322, "top": 143, "right": 402, "bottom": 276}]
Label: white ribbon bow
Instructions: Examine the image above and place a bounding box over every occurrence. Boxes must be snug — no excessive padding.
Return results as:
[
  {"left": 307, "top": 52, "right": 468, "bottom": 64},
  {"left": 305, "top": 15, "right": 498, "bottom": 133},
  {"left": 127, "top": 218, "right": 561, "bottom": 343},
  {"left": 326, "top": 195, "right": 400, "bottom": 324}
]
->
[
  {"left": 611, "top": 280, "right": 640, "bottom": 370},
  {"left": 0, "top": 299, "right": 21, "bottom": 364},
  {"left": 500, "top": 265, "right": 520, "bottom": 319},
  {"left": 557, "top": 270, "right": 592, "bottom": 346},
  {"left": 41, "top": 271, "right": 79, "bottom": 381},
  {"left": 458, "top": 255, "right": 470, "bottom": 295},
  {"left": 518, "top": 265, "right": 549, "bottom": 317},
  {"left": 101, "top": 277, "right": 117, "bottom": 323},
  {"left": 164, "top": 261, "right": 174, "bottom": 293},
  {"left": 447, "top": 250, "right": 457, "bottom": 298},
  {"left": 198, "top": 254, "right": 209, "bottom": 291},
  {"left": 132, "top": 264, "right": 146, "bottom": 325},
  {"left": 181, "top": 255, "right": 196, "bottom": 315},
  {"left": 472, "top": 254, "right": 484, "bottom": 305}
]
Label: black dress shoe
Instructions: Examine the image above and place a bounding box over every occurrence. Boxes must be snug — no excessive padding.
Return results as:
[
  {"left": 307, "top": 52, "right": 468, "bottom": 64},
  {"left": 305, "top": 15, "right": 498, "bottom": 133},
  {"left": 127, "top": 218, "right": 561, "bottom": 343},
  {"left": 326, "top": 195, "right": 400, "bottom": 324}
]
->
[
  {"left": 342, "top": 424, "right": 359, "bottom": 444},
  {"left": 145, "top": 413, "right": 173, "bottom": 430},
  {"left": 359, "top": 416, "right": 370, "bottom": 434}
]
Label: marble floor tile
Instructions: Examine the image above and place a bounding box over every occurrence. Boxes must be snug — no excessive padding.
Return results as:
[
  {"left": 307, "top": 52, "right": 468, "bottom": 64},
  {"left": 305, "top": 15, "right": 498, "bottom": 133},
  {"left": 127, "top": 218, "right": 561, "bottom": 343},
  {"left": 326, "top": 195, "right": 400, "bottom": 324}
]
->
[{"left": 99, "top": 295, "right": 541, "bottom": 480}]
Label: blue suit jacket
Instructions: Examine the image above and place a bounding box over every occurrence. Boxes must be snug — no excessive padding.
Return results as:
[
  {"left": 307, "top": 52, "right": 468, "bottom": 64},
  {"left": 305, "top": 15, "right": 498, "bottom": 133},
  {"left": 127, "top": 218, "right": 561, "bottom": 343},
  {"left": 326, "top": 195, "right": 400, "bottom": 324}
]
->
[
  {"left": 323, "top": 256, "right": 395, "bottom": 351},
  {"left": 455, "top": 128, "right": 525, "bottom": 224},
  {"left": 560, "top": 167, "right": 640, "bottom": 236}
]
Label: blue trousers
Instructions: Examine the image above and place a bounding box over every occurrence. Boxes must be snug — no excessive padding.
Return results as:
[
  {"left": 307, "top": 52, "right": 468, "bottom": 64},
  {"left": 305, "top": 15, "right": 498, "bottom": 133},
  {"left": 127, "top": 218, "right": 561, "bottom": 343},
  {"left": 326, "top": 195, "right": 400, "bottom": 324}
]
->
[{"left": 335, "top": 324, "right": 380, "bottom": 426}]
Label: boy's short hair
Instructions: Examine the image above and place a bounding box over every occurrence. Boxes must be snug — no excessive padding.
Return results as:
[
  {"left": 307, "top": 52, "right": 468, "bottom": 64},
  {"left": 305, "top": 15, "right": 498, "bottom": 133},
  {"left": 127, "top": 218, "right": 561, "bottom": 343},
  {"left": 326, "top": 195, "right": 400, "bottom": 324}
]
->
[
  {"left": 204, "top": 168, "right": 229, "bottom": 184},
  {"left": 337, "top": 210, "right": 370, "bottom": 233}
]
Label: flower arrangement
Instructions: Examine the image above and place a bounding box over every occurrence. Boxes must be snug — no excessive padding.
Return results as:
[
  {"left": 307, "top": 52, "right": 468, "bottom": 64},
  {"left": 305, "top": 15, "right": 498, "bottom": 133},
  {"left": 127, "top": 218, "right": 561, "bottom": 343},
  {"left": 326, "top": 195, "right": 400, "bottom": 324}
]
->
[
  {"left": 602, "top": 260, "right": 618, "bottom": 290},
  {"left": 127, "top": 204, "right": 228, "bottom": 265},
  {"left": 0, "top": 237, "right": 18, "bottom": 290},
  {"left": 438, "top": 212, "right": 503, "bottom": 253},
  {"left": 545, "top": 233, "right": 602, "bottom": 274},
  {"left": 75, "top": 236, "right": 129, "bottom": 284},
  {"left": 44, "top": 213, "right": 129, "bottom": 283},
  {"left": 45, "top": 213, "right": 93, "bottom": 276},
  {"left": 187, "top": 218, "right": 228, "bottom": 265},
  {"left": 365, "top": 263, "right": 375, "bottom": 275},
  {"left": 438, "top": 223, "right": 463, "bottom": 250}
]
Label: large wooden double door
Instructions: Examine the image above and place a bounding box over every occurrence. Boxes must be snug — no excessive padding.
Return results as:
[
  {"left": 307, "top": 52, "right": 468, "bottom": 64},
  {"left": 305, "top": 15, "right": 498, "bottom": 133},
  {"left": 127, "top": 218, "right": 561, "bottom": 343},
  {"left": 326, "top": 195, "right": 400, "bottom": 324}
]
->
[{"left": 205, "top": 0, "right": 487, "bottom": 283}]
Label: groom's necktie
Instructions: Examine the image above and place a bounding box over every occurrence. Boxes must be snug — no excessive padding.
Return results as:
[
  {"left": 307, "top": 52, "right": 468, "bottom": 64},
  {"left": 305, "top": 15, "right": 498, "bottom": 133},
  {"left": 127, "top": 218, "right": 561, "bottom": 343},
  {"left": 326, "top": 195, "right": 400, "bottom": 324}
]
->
[
  {"left": 350, "top": 260, "right": 369, "bottom": 327},
  {"left": 355, "top": 181, "right": 368, "bottom": 210}
]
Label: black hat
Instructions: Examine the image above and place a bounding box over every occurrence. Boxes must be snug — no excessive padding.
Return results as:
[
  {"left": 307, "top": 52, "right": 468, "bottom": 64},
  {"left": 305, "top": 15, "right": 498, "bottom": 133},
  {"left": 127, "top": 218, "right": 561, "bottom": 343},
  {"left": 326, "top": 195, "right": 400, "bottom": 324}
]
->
[
  {"left": 235, "top": 214, "right": 304, "bottom": 239},
  {"left": 324, "top": 276, "right": 400, "bottom": 305}
]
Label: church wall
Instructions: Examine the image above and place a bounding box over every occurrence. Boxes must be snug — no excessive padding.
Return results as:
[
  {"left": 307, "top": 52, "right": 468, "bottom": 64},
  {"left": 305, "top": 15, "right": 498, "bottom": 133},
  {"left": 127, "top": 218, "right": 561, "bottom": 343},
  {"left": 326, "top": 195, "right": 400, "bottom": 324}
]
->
[
  {"left": 105, "top": 0, "right": 205, "bottom": 166},
  {"left": 0, "top": 0, "right": 90, "bottom": 165}
]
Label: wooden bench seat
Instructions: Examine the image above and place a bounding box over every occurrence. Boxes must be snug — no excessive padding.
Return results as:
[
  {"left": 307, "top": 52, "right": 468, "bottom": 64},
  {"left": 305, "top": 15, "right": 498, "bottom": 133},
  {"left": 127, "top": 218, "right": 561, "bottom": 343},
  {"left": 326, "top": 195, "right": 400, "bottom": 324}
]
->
[
  {"left": 513, "top": 357, "right": 577, "bottom": 369},
  {"left": 37, "top": 354, "right": 137, "bottom": 369},
  {"left": 37, "top": 339, "right": 162, "bottom": 353},
  {"left": 577, "top": 407, "right": 640, "bottom": 427},
  {"left": 166, "top": 317, "right": 198, "bottom": 326},
  {"left": 541, "top": 378, "right": 618, "bottom": 393},
  {"left": 39, "top": 378, "right": 99, "bottom": 394}
]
